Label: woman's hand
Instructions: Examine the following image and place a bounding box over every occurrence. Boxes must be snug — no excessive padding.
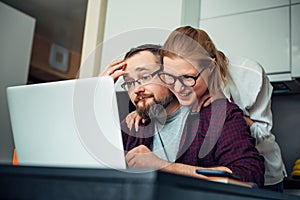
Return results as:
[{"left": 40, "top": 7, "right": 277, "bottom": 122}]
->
[
  {"left": 99, "top": 60, "right": 127, "bottom": 82},
  {"left": 125, "top": 111, "right": 146, "bottom": 132},
  {"left": 243, "top": 116, "right": 254, "bottom": 127},
  {"left": 191, "top": 93, "right": 212, "bottom": 112}
]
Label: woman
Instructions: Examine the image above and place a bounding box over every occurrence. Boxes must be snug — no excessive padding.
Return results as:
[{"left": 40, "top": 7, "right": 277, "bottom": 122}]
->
[{"left": 160, "top": 26, "right": 286, "bottom": 192}]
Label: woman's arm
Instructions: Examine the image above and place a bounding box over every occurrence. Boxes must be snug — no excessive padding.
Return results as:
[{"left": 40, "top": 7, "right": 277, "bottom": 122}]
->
[{"left": 247, "top": 73, "right": 273, "bottom": 144}]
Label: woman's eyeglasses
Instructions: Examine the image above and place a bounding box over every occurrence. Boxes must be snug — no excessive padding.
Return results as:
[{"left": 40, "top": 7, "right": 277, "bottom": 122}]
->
[{"left": 158, "top": 66, "right": 207, "bottom": 87}]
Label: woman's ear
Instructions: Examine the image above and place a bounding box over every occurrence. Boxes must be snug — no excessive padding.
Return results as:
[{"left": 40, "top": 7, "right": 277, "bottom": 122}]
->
[
  {"left": 206, "top": 60, "right": 216, "bottom": 74},
  {"left": 209, "top": 58, "right": 217, "bottom": 71}
]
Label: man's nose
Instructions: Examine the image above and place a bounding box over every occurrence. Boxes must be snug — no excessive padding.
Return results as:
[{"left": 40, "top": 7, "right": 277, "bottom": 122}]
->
[{"left": 133, "top": 83, "right": 145, "bottom": 94}]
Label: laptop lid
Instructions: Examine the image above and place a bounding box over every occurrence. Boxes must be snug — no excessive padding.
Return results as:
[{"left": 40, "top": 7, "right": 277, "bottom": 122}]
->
[{"left": 7, "top": 77, "right": 126, "bottom": 169}]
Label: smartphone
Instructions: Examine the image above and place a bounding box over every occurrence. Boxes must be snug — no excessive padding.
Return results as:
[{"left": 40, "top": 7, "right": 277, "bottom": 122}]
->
[{"left": 195, "top": 169, "right": 241, "bottom": 180}]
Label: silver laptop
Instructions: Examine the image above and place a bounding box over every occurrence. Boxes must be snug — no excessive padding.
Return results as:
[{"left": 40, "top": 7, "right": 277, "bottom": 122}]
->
[{"left": 7, "top": 77, "right": 126, "bottom": 169}]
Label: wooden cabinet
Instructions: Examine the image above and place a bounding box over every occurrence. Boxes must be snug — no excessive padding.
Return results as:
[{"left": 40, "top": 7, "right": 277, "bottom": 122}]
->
[
  {"left": 1, "top": 0, "right": 94, "bottom": 83},
  {"left": 29, "top": 35, "right": 81, "bottom": 82}
]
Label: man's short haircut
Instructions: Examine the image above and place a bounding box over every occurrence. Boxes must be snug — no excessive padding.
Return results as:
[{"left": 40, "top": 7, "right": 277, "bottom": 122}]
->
[{"left": 124, "top": 44, "right": 162, "bottom": 64}]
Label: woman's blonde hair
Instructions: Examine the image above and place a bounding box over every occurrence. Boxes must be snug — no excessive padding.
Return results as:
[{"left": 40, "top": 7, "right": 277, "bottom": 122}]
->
[{"left": 161, "top": 26, "right": 228, "bottom": 94}]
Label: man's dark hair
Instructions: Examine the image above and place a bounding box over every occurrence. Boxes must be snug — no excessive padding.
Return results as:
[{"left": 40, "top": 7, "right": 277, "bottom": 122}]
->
[
  {"left": 124, "top": 44, "right": 162, "bottom": 63},
  {"left": 124, "top": 44, "right": 162, "bottom": 113}
]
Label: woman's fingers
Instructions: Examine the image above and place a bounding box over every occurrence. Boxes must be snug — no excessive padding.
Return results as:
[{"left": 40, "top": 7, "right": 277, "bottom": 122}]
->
[
  {"left": 203, "top": 98, "right": 212, "bottom": 107},
  {"left": 126, "top": 111, "right": 137, "bottom": 131},
  {"left": 125, "top": 111, "right": 145, "bottom": 132},
  {"left": 134, "top": 114, "right": 143, "bottom": 132}
]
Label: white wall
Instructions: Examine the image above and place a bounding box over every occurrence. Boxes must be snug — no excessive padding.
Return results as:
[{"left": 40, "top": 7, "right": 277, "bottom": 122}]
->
[
  {"left": 79, "top": 0, "right": 185, "bottom": 80},
  {"left": 199, "top": 0, "right": 300, "bottom": 80},
  {"left": 104, "top": 0, "right": 183, "bottom": 41},
  {"left": 200, "top": 0, "right": 289, "bottom": 19},
  {"left": 200, "top": 6, "right": 290, "bottom": 74},
  {"left": 78, "top": 0, "right": 184, "bottom": 90},
  {"left": 100, "top": 0, "right": 183, "bottom": 70},
  {"left": 0, "top": 2, "right": 35, "bottom": 163},
  {"left": 79, "top": 0, "right": 300, "bottom": 81}
]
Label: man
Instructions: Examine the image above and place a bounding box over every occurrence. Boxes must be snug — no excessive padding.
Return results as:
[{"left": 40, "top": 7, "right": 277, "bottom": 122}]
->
[{"left": 101, "top": 44, "right": 264, "bottom": 187}]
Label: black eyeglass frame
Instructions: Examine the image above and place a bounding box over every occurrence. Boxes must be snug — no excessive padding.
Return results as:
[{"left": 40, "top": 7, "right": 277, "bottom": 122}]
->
[
  {"left": 121, "top": 65, "right": 163, "bottom": 91},
  {"left": 157, "top": 66, "right": 207, "bottom": 87}
]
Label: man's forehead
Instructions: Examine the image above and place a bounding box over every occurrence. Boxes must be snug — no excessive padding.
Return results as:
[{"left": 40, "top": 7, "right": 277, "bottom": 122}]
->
[
  {"left": 125, "top": 65, "right": 154, "bottom": 72},
  {"left": 124, "top": 51, "right": 158, "bottom": 70}
]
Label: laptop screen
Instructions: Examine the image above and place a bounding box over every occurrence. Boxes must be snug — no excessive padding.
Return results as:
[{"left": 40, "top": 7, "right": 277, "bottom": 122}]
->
[{"left": 7, "top": 77, "right": 126, "bottom": 169}]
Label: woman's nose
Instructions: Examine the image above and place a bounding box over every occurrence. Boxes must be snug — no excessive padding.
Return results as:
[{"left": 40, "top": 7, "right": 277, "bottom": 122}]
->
[{"left": 173, "top": 80, "right": 185, "bottom": 93}]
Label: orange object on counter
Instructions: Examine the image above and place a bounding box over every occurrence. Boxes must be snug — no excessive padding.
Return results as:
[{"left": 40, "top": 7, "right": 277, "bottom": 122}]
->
[{"left": 13, "top": 148, "right": 18, "bottom": 166}]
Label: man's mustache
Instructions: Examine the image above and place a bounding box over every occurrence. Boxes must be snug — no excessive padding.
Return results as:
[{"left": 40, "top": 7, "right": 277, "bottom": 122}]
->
[{"left": 134, "top": 94, "right": 153, "bottom": 104}]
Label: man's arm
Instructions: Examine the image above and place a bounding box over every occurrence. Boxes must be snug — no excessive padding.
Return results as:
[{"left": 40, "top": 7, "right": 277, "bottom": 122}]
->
[
  {"left": 98, "top": 59, "right": 126, "bottom": 82},
  {"left": 125, "top": 145, "right": 231, "bottom": 179}
]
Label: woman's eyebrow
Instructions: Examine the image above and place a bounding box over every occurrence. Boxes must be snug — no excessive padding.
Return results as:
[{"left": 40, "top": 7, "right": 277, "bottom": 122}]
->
[{"left": 183, "top": 72, "right": 199, "bottom": 77}]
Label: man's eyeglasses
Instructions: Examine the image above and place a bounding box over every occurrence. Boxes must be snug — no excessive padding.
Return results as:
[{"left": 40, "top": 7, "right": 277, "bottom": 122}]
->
[
  {"left": 121, "top": 67, "right": 162, "bottom": 91},
  {"left": 158, "top": 66, "right": 207, "bottom": 87}
]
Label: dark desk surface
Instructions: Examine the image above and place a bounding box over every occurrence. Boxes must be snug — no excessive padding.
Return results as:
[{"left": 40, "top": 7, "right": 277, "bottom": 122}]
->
[{"left": 0, "top": 165, "right": 299, "bottom": 200}]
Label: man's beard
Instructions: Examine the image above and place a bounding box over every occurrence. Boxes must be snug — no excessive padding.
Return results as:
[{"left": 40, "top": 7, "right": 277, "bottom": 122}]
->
[{"left": 136, "top": 92, "right": 175, "bottom": 120}]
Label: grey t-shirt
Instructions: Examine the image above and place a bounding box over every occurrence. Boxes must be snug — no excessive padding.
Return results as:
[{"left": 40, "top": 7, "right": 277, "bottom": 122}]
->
[{"left": 152, "top": 106, "right": 190, "bottom": 162}]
